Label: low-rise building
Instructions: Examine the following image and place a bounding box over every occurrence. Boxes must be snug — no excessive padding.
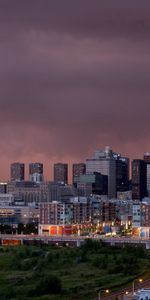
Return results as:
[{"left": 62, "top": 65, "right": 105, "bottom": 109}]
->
[
  {"left": 141, "top": 198, "right": 150, "bottom": 227},
  {"left": 40, "top": 202, "right": 73, "bottom": 225},
  {"left": 7, "top": 181, "right": 49, "bottom": 204},
  {"left": 0, "top": 193, "right": 14, "bottom": 206},
  {"left": 132, "top": 201, "right": 142, "bottom": 227},
  {"left": 39, "top": 196, "right": 133, "bottom": 235},
  {"left": 0, "top": 205, "right": 39, "bottom": 226}
]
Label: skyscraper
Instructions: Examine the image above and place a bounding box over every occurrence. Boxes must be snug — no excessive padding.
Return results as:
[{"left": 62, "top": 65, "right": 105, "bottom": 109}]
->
[
  {"left": 29, "top": 162, "right": 43, "bottom": 183},
  {"left": 114, "top": 154, "right": 129, "bottom": 192},
  {"left": 72, "top": 163, "right": 86, "bottom": 187},
  {"left": 54, "top": 163, "right": 68, "bottom": 184},
  {"left": 86, "top": 146, "right": 116, "bottom": 198},
  {"left": 132, "top": 159, "right": 147, "bottom": 200},
  {"left": 10, "top": 163, "right": 25, "bottom": 181},
  {"left": 143, "top": 153, "right": 150, "bottom": 196}
]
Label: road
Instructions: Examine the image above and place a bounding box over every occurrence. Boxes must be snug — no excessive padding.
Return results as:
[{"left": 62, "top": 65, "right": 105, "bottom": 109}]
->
[
  {"left": 0, "top": 233, "right": 150, "bottom": 248},
  {"left": 0, "top": 233, "right": 149, "bottom": 241},
  {"left": 98, "top": 278, "right": 150, "bottom": 300}
]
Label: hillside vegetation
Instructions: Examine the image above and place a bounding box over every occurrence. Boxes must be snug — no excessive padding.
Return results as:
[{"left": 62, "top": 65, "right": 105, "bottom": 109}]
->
[{"left": 0, "top": 240, "right": 149, "bottom": 300}]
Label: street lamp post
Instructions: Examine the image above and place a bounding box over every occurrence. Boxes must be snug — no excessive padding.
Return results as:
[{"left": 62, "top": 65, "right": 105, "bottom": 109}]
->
[
  {"left": 98, "top": 289, "right": 109, "bottom": 300},
  {"left": 98, "top": 290, "right": 101, "bottom": 300},
  {"left": 132, "top": 278, "right": 143, "bottom": 295}
]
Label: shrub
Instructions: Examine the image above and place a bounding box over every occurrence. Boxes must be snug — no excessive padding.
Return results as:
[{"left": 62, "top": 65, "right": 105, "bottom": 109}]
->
[{"left": 36, "top": 274, "right": 62, "bottom": 295}]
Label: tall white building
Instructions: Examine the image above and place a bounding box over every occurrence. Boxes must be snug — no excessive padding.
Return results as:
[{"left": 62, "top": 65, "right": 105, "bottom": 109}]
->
[{"left": 86, "top": 147, "right": 116, "bottom": 199}]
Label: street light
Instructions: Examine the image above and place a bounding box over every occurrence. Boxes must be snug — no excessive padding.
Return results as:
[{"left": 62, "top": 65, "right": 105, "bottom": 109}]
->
[
  {"left": 98, "top": 289, "right": 110, "bottom": 300},
  {"left": 132, "top": 278, "right": 143, "bottom": 295}
]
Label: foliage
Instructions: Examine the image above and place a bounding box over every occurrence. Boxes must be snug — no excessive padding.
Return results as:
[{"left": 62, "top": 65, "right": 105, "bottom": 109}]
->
[
  {"left": 37, "top": 274, "right": 62, "bottom": 295},
  {"left": 0, "top": 242, "right": 148, "bottom": 299}
]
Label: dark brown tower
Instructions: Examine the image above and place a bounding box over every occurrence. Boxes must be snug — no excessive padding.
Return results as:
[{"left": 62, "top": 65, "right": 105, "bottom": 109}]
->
[
  {"left": 10, "top": 162, "right": 25, "bottom": 181},
  {"left": 54, "top": 163, "right": 68, "bottom": 184}
]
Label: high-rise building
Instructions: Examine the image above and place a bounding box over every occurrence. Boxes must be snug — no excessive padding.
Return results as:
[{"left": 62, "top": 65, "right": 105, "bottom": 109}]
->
[
  {"left": 29, "top": 162, "right": 43, "bottom": 183},
  {"left": 114, "top": 154, "right": 129, "bottom": 192},
  {"left": 54, "top": 163, "right": 68, "bottom": 184},
  {"left": 143, "top": 153, "right": 150, "bottom": 196},
  {"left": 10, "top": 163, "right": 25, "bottom": 181},
  {"left": 132, "top": 159, "right": 147, "bottom": 200},
  {"left": 72, "top": 163, "right": 86, "bottom": 187},
  {"left": 86, "top": 147, "right": 116, "bottom": 198}
]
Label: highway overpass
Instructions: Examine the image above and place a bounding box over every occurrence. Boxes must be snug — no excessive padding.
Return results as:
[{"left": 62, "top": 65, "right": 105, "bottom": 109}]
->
[{"left": 0, "top": 234, "right": 150, "bottom": 248}]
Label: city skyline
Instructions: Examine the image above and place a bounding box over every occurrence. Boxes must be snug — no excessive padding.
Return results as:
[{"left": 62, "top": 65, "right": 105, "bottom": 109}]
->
[
  {"left": 0, "top": 146, "right": 149, "bottom": 183},
  {"left": 0, "top": 1, "right": 150, "bottom": 180}
]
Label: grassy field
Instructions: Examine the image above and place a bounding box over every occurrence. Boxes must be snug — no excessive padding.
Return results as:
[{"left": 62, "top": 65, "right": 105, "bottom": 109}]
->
[{"left": 0, "top": 240, "right": 149, "bottom": 300}]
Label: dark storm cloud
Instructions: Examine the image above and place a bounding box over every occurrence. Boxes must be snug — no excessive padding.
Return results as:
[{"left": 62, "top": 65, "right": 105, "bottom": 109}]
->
[
  {"left": 0, "top": 0, "right": 150, "bottom": 39},
  {"left": 0, "top": 0, "right": 150, "bottom": 179}
]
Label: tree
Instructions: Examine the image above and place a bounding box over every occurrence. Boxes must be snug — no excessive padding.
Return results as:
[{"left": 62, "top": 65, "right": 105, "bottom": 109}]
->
[{"left": 37, "top": 274, "right": 62, "bottom": 295}]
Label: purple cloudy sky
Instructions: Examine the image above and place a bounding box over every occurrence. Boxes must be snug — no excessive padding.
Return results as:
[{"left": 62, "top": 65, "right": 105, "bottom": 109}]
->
[{"left": 0, "top": 0, "right": 150, "bottom": 180}]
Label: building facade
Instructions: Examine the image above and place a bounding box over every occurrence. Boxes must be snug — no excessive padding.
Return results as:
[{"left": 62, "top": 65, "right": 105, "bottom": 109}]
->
[
  {"left": 143, "top": 153, "right": 150, "bottom": 196},
  {"left": 54, "top": 163, "right": 68, "bottom": 184},
  {"left": 10, "top": 163, "right": 25, "bottom": 181},
  {"left": 114, "top": 154, "right": 129, "bottom": 192},
  {"left": 77, "top": 172, "right": 108, "bottom": 196},
  {"left": 29, "top": 162, "right": 43, "bottom": 182},
  {"left": 40, "top": 202, "right": 73, "bottom": 225},
  {"left": 132, "top": 202, "right": 142, "bottom": 227},
  {"left": 86, "top": 147, "right": 116, "bottom": 198},
  {"left": 7, "top": 181, "right": 49, "bottom": 204},
  {"left": 132, "top": 159, "right": 147, "bottom": 200},
  {"left": 72, "top": 163, "right": 86, "bottom": 187},
  {"left": 0, "top": 205, "right": 39, "bottom": 225}
]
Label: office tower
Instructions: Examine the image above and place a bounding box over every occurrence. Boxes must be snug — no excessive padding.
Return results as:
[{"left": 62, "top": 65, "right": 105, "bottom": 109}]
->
[
  {"left": 54, "top": 163, "right": 68, "bottom": 184},
  {"left": 29, "top": 162, "right": 43, "bottom": 183},
  {"left": 10, "top": 163, "right": 25, "bottom": 181},
  {"left": 86, "top": 146, "right": 116, "bottom": 198},
  {"left": 132, "top": 159, "right": 147, "bottom": 200},
  {"left": 72, "top": 163, "right": 86, "bottom": 187},
  {"left": 114, "top": 154, "right": 129, "bottom": 192},
  {"left": 143, "top": 153, "right": 150, "bottom": 196}
]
